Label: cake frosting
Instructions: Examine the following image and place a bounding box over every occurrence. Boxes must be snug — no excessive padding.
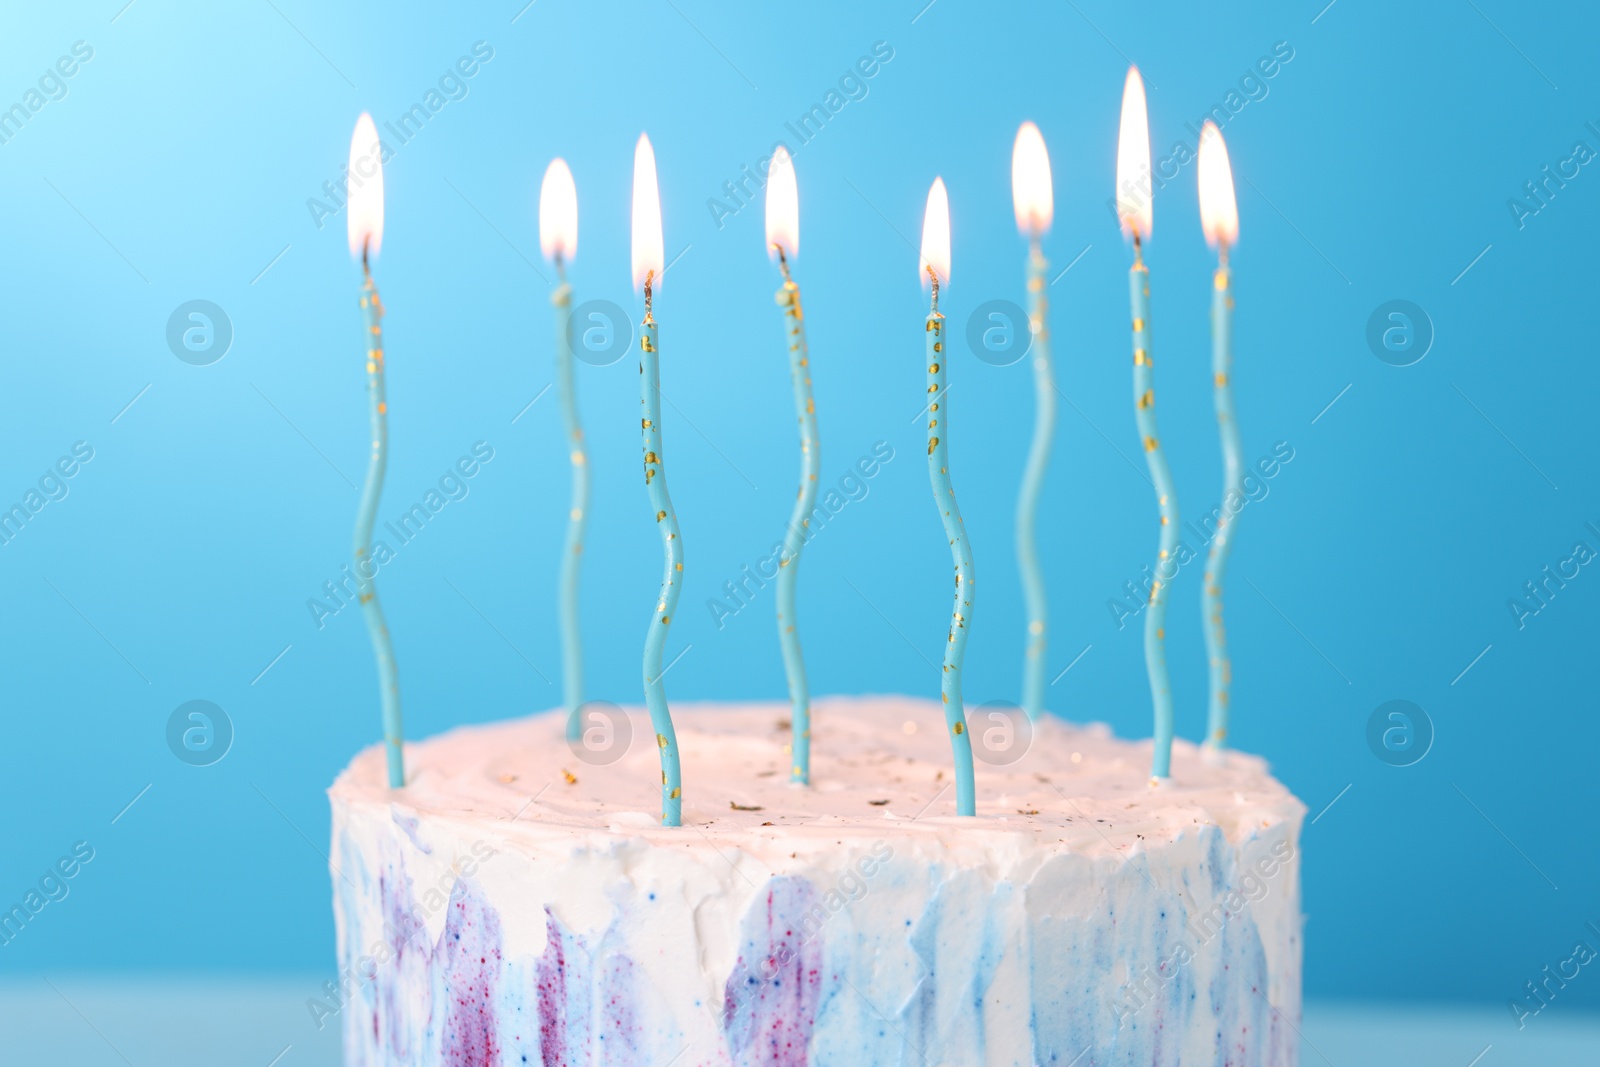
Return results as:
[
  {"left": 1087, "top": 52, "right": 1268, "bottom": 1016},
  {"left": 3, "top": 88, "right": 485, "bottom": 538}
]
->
[{"left": 326, "top": 696, "right": 1304, "bottom": 1065}]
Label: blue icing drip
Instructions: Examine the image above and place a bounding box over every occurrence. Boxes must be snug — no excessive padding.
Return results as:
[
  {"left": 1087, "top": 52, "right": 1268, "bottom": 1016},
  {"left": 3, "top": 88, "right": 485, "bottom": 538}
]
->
[
  {"left": 390, "top": 808, "right": 433, "bottom": 854},
  {"left": 1026, "top": 842, "right": 1204, "bottom": 1065},
  {"left": 900, "top": 871, "right": 999, "bottom": 1064}
]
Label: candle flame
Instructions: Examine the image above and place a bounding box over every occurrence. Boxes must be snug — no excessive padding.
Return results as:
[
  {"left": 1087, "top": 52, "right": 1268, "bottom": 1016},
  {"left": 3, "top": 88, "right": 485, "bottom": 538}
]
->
[
  {"left": 919, "top": 177, "right": 950, "bottom": 289},
  {"left": 346, "top": 112, "right": 384, "bottom": 260},
  {"left": 765, "top": 145, "right": 799, "bottom": 260},
  {"left": 1115, "top": 66, "right": 1152, "bottom": 242},
  {"left": 1011, "top": 121, "right": 1053, "bottom": 237},
  {"left": 631, "top": 133, "right": 664, "bottom": 294},
  {"left": 1197, "top": 121, "right": 1238, "bottom": 249},
  {"left": 539, "top": 158, "right": 578, "bottom": 263}
]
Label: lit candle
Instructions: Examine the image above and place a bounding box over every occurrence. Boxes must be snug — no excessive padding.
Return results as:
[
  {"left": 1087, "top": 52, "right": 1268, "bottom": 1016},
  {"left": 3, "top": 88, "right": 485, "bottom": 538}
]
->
[
  {"left": 920, "top": 177, "right": 976, "bottom": 817},
  {"left": 347, "top": 112, "right": 404, "bottom": 789},
  {"left": 1197, "top": 121, "right": 1240, "bottom": 755},
  {"left": 632, "top": 133, "right": 684, "bottom": 826},
  {"left": 540, "top": 159, "right": 586, "bottom": 743},
  {"left": 1116, "top": 67, "right": 1178, "bottom": 782},
  {"left": 1010, "top": 121, "right": 1055, "bottom": 721},
  {"left": 765, "top": 146, "right": 819, "bottom": 785}
]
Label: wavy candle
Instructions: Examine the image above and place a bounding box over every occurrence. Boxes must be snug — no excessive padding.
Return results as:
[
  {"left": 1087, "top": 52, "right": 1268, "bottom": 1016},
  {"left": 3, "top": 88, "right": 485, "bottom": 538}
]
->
[
  {"left": 347, "top": 112, "right": 404, "bottom": 789},
  {"left": 1116, "top": 67, "right": 1178, "bottom": 782},
  {"left": 920, "top": 177, "right": 975, "bottom": 816},
  {"left": 1011, "top": 121, "right": 1055, "bottom": 721},
  {"left": 1198, "top": 122, "right": 1241, "bottom": 754},
  {"left": 765, "top": 146, "right": 820, "bottom": 785},
  {"left": 540, "top": 159, "right": 587, "bottom": 743},
  {"left": 632, "top": 133, "right": 684, "bottom": 826}
]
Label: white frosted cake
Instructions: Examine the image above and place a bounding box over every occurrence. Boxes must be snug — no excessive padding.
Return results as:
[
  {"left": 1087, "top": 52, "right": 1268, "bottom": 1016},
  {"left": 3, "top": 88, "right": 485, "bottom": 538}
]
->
[{"left": 327, "top": 696, "right": 1303, "bottom": 1065}]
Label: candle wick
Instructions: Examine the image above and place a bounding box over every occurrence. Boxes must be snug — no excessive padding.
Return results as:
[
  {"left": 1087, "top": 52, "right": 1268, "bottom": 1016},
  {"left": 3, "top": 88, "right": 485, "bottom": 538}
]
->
[
  {"left": 643, "top": 269, "right": 655, "bottom": 323},
  {"left": 927, "top": 264, "right": 941, "bottom": 314},
  {"left": 361, "top": 235, "right": 371, "bottom": 277},
  {"left": 773, "top": 243, "right": 793, "bottom": 285},
  {"left": 554, "top": 250, "right": 567, "bottom": 285},
  {"left": 1217, "top": 241, "right": 1230, "bottom": 270},
  {"left": 1131, "top": 229, "right": 1144, "bottom": 269}
]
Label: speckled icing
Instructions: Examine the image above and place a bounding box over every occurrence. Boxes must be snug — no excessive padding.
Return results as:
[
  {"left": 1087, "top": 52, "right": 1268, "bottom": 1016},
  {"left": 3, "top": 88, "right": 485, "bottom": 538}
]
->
[{"left": 328, "top": 696, "right": 1304, "bottom": 1065}]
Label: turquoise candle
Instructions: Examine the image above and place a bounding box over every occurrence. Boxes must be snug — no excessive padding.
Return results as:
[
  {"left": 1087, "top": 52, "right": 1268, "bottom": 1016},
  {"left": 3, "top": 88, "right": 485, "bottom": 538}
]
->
[
  {"left": 1017, "top": 243, "right": 1053, "bottom": 720},
  {"left": 541, "top": 160, "right": 586, "bottom": 742},
  {"left": 921, "top": 178, "right": 976, "bottom": 817},
  {"left": 1129, "top": 248, "right": 1177, "bottom": 779},
  {"left": 1011, "top": 122, "right": 1055, "bottom": 721},
  {"left": 767, "top": 147, "right": 817, "bottom": 784},
  {"left": 1116, "top": 67, "right": 1176, "bottom": 781},
  {"left": 639, "top": 279, "right": 683, "bottom": 826},
  {"left": 632, "top": 133, "right": 683, "bottom": 826},
  {"left": 554, "top": 270, "right": 586, "bottom": 741},
  {"left": 1198, "top": 122, "right": 1241, "bottom": 753},
  {"left": 347, "top": 113, "right": 404, "bottom": 789},
  {"left": 1202, "top": 255, "right": 1237, "bottom": 750},
  {"left": 774, "top": 258, "right": 816, "bottom": 783}
]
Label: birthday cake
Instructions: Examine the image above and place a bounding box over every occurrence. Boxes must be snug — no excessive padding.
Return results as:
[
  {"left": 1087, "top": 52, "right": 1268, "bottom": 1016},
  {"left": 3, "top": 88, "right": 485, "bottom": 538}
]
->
[{"left": 327, "top": 696, "right": 1303, "bottom": 1065}]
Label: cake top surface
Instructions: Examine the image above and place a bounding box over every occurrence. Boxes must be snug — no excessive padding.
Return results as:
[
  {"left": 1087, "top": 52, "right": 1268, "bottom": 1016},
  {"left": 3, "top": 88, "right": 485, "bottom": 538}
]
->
[{"left": 331, "top": 696, "right": 1302, "bottom": 861}]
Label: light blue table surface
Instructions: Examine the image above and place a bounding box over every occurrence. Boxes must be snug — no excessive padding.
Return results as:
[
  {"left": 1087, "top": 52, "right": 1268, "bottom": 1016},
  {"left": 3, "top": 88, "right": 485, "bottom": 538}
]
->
[{"left": 1, "top": 978, "right": 1594, "bottom": 1065}]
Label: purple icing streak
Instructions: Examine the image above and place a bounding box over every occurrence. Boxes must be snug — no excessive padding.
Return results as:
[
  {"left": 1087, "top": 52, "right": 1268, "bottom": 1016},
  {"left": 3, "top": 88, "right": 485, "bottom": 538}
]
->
[
  {"left": 440, "top": 882, "right": 504, "bottom": 1065},
  {"left": 538, "top": 908, "right": 595, "bottom": 1066},
  {"left": 723, "top": 876, "right": 824, "bottom": 1066}
]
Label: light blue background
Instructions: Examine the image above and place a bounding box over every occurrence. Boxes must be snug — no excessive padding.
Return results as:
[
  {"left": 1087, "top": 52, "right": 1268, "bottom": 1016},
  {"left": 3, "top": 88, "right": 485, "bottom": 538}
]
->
[{"left": 1, "top": 0, "right": 1595, "bottom": 1035}]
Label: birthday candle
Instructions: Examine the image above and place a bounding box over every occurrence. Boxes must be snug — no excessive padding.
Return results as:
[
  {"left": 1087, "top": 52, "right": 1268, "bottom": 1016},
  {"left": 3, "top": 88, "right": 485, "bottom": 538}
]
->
[
  {"left": 1197, "top": 122, "right": 1241, "bottom": 753},
  {"left": 1116, "top": 67, "right": 1178, "bottom": 781},
  {"left": 347, "top": 113, "right": 404, "bottom": 789},
  {"left": 632, "top": 134, "right": 684, "bottom": 826},
  {"left": 540, "top": 159, "right": 587, "bottom": 743},
  {"left": 920, "top": 178, "right": 976, "bottom": 817},
  {"left": 1011, "top": 121, "right": 1055, "bottom": 721},
  {"left": 765, "top": 146, "right": 819, "bottom": 785}
]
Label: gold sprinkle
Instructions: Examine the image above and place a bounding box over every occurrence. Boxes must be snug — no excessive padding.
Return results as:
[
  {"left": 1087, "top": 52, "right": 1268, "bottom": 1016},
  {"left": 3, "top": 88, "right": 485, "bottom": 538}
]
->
[
  {"left": 656, "top": 510, "right": 666, "bottom": 522},
  {"left": 730, "top": 801, "right": 763, "bottom": 811},
  {"left": 1214, "top": 373, "right": 1228, "bottom": 386},
  {"left": 1132, "top": 318, "right": 1145, "bottom": 331},
  {"left": 669, "top": 787, "right": 681, "bottom": 799},
  {"left": 928, "top": 437, "right": 938, "bottom": 454},
  {"left": 1144, "top": 436, "right": 1158, "bottom": 451},
  {"left": 953, "top": 722, "right": 965, "bottom": 735},
  {"left": 1137, "top": 390, "right": 1153, "bottom": 409},
  {"left": 657, "top": 734, "right": 668, "bottom": 749},
  {"left": 561, "top": 769, "right": 577, "bottom": 784},
  {"left": 928, "top": 363, "right": 940, "bottom": 374},
  {"left": 661, "top": 615, "right": 670, "bottom": 624}
]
